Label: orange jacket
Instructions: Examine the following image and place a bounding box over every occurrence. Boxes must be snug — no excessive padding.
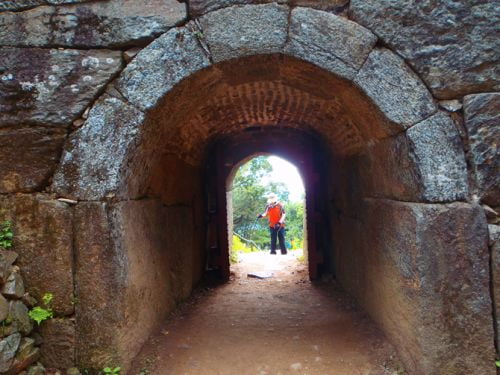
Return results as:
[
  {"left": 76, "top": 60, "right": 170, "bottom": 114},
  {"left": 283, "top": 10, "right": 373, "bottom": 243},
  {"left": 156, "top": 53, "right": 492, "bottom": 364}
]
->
[{"left": 265, "top": 203, "right": 285, "bottom": 227}]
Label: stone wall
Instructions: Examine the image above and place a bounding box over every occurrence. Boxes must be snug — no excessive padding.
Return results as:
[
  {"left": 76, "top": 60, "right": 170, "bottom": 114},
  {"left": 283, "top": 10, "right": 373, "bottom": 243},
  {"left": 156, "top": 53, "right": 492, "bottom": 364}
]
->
[{"left": 0, "top": 0, "right": 498, "bottom": 374}]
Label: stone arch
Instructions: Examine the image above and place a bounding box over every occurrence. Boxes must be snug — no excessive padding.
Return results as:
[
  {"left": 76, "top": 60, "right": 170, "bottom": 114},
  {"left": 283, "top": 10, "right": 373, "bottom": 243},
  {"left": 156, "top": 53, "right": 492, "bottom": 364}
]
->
[{"left": 50, "top": 4, "right": 492, "bottom": 374}]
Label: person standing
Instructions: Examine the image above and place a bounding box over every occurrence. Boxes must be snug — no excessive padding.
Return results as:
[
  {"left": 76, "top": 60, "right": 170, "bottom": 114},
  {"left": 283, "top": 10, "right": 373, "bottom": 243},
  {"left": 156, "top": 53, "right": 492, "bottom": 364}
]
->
[{"left": 258, "top": 193, "right": 287, "bottom": 255}]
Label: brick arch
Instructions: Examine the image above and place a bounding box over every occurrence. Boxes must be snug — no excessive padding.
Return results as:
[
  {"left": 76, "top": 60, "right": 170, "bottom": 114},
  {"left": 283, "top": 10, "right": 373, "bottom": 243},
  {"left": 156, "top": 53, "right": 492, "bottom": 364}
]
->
[{"left": 50, "top": 5, "right": 493, "bottom": 374}]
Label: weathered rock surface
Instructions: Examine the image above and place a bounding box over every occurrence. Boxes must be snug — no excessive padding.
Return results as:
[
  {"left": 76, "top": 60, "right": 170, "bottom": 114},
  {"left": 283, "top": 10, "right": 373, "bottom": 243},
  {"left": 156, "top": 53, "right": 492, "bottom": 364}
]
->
[
  {"left": 200, "top": 4, "right": 288, "bottom": 63},
  {"left": 7, "top": 337, "right": 39, "bottom": 374},
  {"left": 74, "top": 203, "right": 123, "bottom": 368},
  {"left": 464, "top": 93, "right": 500, "bottom": 206},
  {"left": 406, "top": 111, "right": 469, "bottom": 202},
  {"left": 0, "top": 252, "right": 17, "bottom": 285},
  {"left": 0, "top": 195, "right": 74, "bottom": 316},
  {"left": 490, "top": 224, "right": 500, "bottom": 352},
  {"left": 8, "top": 301, "right": 32, "bottom": 336},
  {"left": 0, "top": 127, "right": 67, "bottom": 193},
  {"left": 39, "top": 319, "right": 75, "bottom": 368},
  {"left": 0, "top": 48, "right": 122, "bottom": 126},
  {"left": 189, "top": 0, "right": 348, "bottom": 17},
  {"left": 26, "top": 363, "right": 45, "bottom": 375},
  {"left": 354, "top": 48, "right": 437, "bottom": 129},
  {"left": 335, "top": 200, "right": 493, "bottom": 374},
  {"left": 350, "top": 0, "right": 500, "bottom": 99},
  {"left": 286, "top": 7, "right": 377, "bottom": 80},
  {"left": 2, "top": 272, "right": 25, "bottom": 299},
  {"left": 0, "top": 0, "right": 186, "bottom": 48},
  {"left": 52, "top": 94, "right": 145, "bottom": 200},
  {"left": 0, "top": 295, "right": 8, "bottom": 322},
  {"left": 341, "top": 112, "right": 468, "bottom": 205},
  {"left": 0, "top": 0, "right": 95, "bottom": 12},
  {"left": 0, "top": 334, "right": 21, "bottom": 372},
  {"left": 116, "top": 26, "right": 211, "bottom": 111}
]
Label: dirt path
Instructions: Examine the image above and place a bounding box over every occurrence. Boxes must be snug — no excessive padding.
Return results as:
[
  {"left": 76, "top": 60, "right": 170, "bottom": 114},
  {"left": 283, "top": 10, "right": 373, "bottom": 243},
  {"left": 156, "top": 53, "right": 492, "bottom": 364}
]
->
[{"left": 129, "top": 251, "right": 405, "bottom": 375}]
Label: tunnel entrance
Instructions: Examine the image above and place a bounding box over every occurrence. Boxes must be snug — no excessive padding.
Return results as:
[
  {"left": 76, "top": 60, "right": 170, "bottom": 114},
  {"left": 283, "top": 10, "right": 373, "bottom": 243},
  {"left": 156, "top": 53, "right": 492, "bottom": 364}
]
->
[
  {"left": 204, "top": 128, "right": 330, "bottom": 280},
  {"left": 52, "top": 8, "right": 493, "bottom": 372}
]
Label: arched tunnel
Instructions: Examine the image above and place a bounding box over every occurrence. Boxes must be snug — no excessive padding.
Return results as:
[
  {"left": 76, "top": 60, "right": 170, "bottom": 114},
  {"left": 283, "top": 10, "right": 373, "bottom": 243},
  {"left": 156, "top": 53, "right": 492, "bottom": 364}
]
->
[
  {"left": 0, "top": 4, "right": 478, "bottom": 374},
  {"left": 53, "top": 40, "right": 493, "bottom": 375}
]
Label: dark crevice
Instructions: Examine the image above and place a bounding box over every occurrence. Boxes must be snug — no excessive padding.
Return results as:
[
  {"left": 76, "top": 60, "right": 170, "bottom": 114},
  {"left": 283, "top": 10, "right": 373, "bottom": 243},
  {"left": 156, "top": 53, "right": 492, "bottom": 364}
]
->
[{"left": 489, "top": 242, "right": 499, "bottom": 356}]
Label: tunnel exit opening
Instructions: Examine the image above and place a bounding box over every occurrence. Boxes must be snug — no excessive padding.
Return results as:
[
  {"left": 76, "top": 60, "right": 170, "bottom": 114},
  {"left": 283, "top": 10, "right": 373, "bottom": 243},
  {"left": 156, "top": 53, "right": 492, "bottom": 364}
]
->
[
  {"left": 226, "top": 154, "right": 307, "bottom": 264},
  {"left": 203, "top": 127, "right": 332, "bottom": 281},
  {"left": 226, "top": 153, "right": 307, "bottom": 274}
]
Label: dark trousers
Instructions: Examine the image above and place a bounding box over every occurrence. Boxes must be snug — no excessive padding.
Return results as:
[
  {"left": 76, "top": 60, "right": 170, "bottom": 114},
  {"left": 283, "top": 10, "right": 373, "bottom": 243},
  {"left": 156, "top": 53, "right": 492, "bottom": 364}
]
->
[{"left": 270, "top": 227, "right": 287, "bottom": 254}]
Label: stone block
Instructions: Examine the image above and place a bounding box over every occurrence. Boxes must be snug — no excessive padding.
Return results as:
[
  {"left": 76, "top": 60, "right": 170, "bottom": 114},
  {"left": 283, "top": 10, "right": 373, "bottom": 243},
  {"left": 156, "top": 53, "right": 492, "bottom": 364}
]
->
[
  {"left": 74, "top": 202, "right": 123, "bottom": 368},
  {"left": 336, "top": 200, "right": 494, "bottom": 374},
  {"left": 200, "top": 4, "right": 289, "bottom": 63},
  {"left": 0, "top": 333, "right": 20, "bottom": 373},
  {"left": 350, "top": 0, "right": 500, "bottom": 99},
  {"left": 0, "top": 251, "right": 17, "bottom": 285},
  {"left": 189, "top": 0, "right": 348, "bottom": 17},
  {"left": 0, "top": 127, "right": 67, "bottom": 193},
  {"left": 39, "top": 318, "right": 75, "bottom": 368},
  {"left": 0, "top": 48, "right": 122, "bottom": 126},
  {"left": 464, "top": 93, "right": 500, "bottom": 206},
  {"left": 52, "top": 94, "right": 145, "bottom": 200},
  {"left": 356, "top": 111, "right": 468, "bottom": 202},
  {"left": 115, "top": 26, "right": 211, "bottom": 111},
  {"left": 2, "top": 272, "right": 25, "bottom": 299},
  {"left": 0, "top": 0, "right": 186, "bottom": 48},
  {"left": 0, "top": 295, "right": 8, "bottom": 322},
  {"left": 0, "top": 195, "right": 74, "bottom": 316},
  {"left": 354, "top": 48, "right": 437, "bottom": 130},
  {"left": 0, "top": 1, "right": 95, "bottom": 12},
  {"left": 285, "top": 7, "right": 377, "bottom": 80},
  {"left": 7, "top": 338, "right": 40, "bottom": 375},
  {"left": 8, "top": 301, "right": 32, "bottom": 336},
  {"left": 74, "top": 200, "right": 198, "bottom": 371}
]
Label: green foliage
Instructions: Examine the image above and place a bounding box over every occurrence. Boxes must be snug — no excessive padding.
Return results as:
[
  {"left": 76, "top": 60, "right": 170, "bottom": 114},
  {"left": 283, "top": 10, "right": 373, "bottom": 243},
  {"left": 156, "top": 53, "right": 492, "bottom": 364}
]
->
[
  {"left": 103, "top": 367, "right": 121, "bottom": 375},
  {"left": 42, "top": 292, "right": 54, "bottom": 305},
  {"left": 496, "top": 360, "right": 500, "bottom": 367},
  {"left": 0, "top": 221, "right": 13, "bottom": 249},
  {"left": 28, "top": 292, "right": 54, "bottom": 325},
  {"left": 28, "top": 306, "right": 53, "bottom": 325},
  {"left": 232, "top": 235, "right": 258, "bottom": 254},
  {"left": 229, "top": 248, "right": 239, "bottom": 264},
  {"left": 231, "top": 156, "right": 304, "bottom": 251}
]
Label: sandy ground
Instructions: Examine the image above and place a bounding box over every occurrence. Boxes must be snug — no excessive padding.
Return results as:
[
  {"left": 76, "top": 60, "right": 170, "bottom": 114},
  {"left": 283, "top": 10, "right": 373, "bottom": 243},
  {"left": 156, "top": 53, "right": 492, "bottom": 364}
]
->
[{"left": 129, "top": 251, "right": 405, "bottom": 375}]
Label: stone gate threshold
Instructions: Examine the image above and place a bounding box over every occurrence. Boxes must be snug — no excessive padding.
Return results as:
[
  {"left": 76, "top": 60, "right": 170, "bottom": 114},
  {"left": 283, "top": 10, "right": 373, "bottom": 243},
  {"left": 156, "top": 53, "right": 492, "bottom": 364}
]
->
[{"left": 129, "top": 252, "right": 405, "bottom": 374}]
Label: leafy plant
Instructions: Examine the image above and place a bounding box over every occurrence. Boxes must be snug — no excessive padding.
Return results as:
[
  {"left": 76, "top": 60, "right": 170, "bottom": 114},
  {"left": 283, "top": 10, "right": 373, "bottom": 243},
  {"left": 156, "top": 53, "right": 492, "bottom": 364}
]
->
[
  {"left": 496, "top": 360, "right": 500, "bottom": 367},
  {"left": 28, "top": 292, "right": 54, "bottom": 325},
  {"left": 0, "top": 221, "right": 13, "bottom": 249},
  {"left": 103, "top": 367, "right": 121, "bottom": 375},
  {"left": 28, "top": 306, "right": 53, "bottom": 325},
  {"left": 42, "top": 293, "right": 54, "bottom": 305}
]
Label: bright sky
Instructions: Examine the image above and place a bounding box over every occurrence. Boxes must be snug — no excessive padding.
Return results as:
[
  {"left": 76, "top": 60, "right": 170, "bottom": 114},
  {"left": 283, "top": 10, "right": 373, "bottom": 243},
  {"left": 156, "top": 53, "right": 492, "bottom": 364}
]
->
[{"left": 265, "top": 156, "right": 305, "bottom": 202}]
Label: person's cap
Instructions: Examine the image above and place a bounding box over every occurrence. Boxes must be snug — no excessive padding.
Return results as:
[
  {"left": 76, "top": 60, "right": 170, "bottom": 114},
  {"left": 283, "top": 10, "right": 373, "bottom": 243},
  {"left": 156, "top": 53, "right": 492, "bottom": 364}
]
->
[{"left": 267, "top": 193, "right": 278, "bottom": 204}]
